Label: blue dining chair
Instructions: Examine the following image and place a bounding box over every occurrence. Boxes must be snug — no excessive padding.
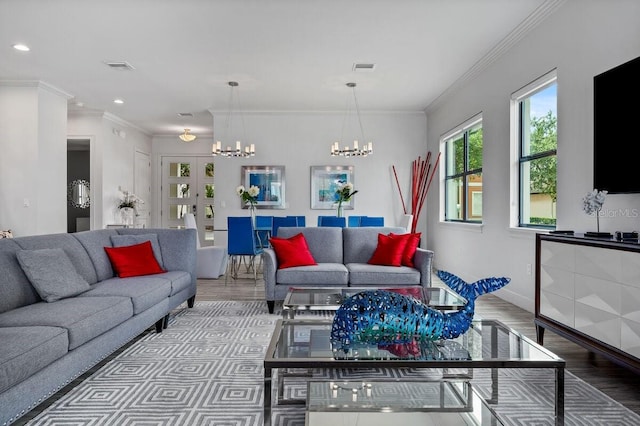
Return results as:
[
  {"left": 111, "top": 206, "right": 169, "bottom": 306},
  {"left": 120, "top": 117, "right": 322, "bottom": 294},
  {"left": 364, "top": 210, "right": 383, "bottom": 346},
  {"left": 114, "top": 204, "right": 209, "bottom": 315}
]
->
[
  {"left": 272, "top": 216, "right": 297, "bottom": 237},
  {"left": 287, "top": 215, "right": 306, "bottom": 227},
  {"left": 360, "top": 216, "right": 384, "bottom": 227},
  {"left": 319, "top": 216, "right": 346, "bottom": 228},
  {"left": 226, "top": 216, "right": 263, "bottom": 285},
  {"left": 317, "top": 216, "right": 336, "bottom": 226},
  {"left": 348, "top": 216, "right": 364, "bottom": 227},
  {"left": 255, "top": 215, "right": 273, "bottom": 248}
]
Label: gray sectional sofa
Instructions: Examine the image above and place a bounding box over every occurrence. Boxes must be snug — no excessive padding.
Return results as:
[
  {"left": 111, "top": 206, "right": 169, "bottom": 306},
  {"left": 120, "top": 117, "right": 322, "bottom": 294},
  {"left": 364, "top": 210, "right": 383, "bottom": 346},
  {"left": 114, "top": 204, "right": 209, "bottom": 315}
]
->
[
  {"left": 262, "top": 226, "right": 434, "bottom": 313},
  {"left": 0, "top": 228, "right": 197, "bottom": 425}
]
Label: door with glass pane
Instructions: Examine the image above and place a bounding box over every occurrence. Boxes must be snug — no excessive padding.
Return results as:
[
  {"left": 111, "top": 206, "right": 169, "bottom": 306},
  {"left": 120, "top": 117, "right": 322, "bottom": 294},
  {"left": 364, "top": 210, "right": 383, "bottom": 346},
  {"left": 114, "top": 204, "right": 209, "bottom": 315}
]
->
[{"left": 161, "top": 156, "right": 216, "bottom": 245}]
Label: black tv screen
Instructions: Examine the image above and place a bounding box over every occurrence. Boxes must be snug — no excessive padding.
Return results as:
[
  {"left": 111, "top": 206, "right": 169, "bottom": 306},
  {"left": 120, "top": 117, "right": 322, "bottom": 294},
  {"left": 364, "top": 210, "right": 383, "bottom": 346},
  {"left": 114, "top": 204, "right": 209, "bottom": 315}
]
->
[{"left": 593, "top": 55, "right": 640, "bottom": 194}]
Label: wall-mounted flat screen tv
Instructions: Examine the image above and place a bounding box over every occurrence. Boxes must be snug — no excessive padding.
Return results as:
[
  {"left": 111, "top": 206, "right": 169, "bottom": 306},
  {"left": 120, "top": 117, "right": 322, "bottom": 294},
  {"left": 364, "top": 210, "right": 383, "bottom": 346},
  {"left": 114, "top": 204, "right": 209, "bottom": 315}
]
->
[{"left": 593, "top": 55, "right": 640, "bottom": 194}]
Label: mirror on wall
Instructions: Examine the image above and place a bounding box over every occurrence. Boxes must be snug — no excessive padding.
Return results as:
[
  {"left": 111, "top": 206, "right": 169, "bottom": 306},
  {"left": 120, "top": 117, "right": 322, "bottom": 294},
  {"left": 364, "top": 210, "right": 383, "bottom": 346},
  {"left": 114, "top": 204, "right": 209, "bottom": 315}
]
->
[{"left": 67, "top": 179, "right": 90, "bottom": 209}]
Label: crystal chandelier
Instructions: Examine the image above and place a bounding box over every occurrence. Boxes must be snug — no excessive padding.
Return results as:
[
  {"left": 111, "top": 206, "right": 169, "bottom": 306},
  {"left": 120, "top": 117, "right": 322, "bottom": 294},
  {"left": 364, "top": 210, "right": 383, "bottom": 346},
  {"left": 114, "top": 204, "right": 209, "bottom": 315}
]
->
[
  {"left": 212, "top": 81, "right": 255, "bottom": 157},
  {"left": 331, "top": 82, "right": 373, "bottom": 157}
]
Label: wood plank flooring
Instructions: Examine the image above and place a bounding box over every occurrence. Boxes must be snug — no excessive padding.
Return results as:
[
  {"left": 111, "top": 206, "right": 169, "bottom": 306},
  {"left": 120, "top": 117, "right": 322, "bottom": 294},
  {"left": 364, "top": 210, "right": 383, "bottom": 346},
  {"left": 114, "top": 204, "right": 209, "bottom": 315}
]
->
[{"left": 14, "top": 273, "right": 640, "bottom": 425}]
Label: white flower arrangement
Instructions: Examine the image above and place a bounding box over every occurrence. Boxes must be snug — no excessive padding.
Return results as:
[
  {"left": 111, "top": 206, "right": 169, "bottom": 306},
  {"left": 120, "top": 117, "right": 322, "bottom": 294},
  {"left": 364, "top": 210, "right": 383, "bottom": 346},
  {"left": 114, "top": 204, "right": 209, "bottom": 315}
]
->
[
  {"left": 237, "top": 185, "right": 260, "bottom": 207},
  {"left": 118, "top": 190, "right": 144, "bottom": 211}
]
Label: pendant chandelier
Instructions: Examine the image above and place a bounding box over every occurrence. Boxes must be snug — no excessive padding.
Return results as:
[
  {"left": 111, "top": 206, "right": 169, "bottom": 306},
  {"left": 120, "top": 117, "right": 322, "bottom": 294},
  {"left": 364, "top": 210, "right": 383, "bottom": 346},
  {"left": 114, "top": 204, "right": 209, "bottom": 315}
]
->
[
  {"left": 330, "top": 82, "right": 373, "bottom": 157},
  {"left": 212, "top": 81, "right": 255, "bottom": 157},
  {"left": 178, "top": 128, "right": 196, "bottom": 142}
]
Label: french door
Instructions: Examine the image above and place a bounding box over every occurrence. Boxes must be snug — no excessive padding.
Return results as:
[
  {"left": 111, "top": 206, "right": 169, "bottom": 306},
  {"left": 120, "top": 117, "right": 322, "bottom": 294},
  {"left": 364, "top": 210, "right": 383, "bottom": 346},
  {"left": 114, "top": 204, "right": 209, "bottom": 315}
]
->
[{"left": 161, "top": 156, "right": 215, "bottom": 244}]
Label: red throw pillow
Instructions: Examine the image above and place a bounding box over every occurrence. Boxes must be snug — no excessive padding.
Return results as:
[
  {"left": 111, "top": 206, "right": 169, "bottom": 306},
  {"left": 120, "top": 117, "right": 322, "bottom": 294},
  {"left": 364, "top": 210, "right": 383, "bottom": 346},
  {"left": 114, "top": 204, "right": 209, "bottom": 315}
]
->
[
  {"left": 269, "top": 233, "right": 317, "bottom": 269},
  {"left": 367, "top": 233, "right": 409, "bottom": 267},
  {"left": 104, "top": 240, "right": 166, "bottom": 278},
  {"left": 390, "top": 232, "right": 421, "bottom": 267}
]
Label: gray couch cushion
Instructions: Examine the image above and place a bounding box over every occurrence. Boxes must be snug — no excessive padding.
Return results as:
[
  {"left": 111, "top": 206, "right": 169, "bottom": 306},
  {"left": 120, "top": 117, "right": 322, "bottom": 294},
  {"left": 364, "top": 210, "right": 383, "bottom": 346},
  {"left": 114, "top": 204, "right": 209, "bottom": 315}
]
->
[
  {"left": 110, "top": 233, "right": 164, "bottom": 268},
  {"left": 13, "top": 233, "right": 98, "bottom": 285},
  {"left": 0, "top": 239, "right": 40, "bottom": 313},
  {"left": 79, "top": 276, "right": 171, "bottom": 314},
  {"left": 159, "top": 271, "right": 193, "bottom": 296},
  {"left": 343, "top": 227, "right": 406, "bottom": 264},
  {"left": 16, "top": 248, "right": 91, "bottom": 302},
  {"left": 0, "top": 296, "right": 133, "bottom": 350},
  {"left": 277, "top": 263, "right": 349, "bottom": 285},
  {"left": 277, "top": 227, "right": 343, "bottom": 263},
  {"left": 0, "top": 326, "right": 68, "bottom": 394},
  {"left": 346, "top": 263, "right": 421, "bottom": 285},
  {"left": 73, "top": 230, "right": 120, "bottom": 282}
]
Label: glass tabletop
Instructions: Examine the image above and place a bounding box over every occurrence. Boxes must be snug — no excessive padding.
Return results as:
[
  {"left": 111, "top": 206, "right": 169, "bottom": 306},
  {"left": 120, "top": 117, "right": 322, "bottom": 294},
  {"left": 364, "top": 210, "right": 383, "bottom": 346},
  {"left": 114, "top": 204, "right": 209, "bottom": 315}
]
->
[
  {"left": 266, "top": 318, "right": 564, "bottom": 366},
  {"left": 283, "top": 286, "right": 467, "bottom": 317}
]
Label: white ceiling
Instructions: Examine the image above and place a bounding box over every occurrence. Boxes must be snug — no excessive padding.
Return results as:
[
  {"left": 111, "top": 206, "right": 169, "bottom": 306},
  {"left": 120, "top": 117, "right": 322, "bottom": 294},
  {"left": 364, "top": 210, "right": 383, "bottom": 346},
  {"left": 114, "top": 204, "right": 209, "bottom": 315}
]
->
[{"left": 0, "top": 0, "right": 555, "bottom": 137}]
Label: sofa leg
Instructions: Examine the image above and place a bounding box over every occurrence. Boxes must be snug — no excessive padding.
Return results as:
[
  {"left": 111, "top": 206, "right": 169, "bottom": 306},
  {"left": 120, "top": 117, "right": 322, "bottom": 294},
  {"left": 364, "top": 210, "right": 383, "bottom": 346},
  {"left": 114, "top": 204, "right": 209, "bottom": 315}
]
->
[
  {"left": 162, "top": 313, "right": 170, "bottom": 329},
  {"left": 267, "top": 300, "right": 275, "bottom": 314},
  {"left": 187, "top": 295, "right": 195, "bottom": 308},
  {"left": 155, "top": 318, "right": 164, "bottom": 333}
]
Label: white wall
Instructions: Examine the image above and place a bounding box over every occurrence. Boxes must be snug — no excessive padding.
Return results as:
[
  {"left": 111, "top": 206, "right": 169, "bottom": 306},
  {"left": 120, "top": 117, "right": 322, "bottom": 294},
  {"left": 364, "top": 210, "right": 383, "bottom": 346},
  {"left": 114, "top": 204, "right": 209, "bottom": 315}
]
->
[
  {"left": 0, "top": 82, "right": 69, "bottom": 236},
  {"left": 67, "top": 112, "right": 152, "bottom": 229},
  {"left": 152, "top": 111, "right": 427, "bottom": 246},
  {"left": 426, "top": 0, "right": 640, "bottom": 312}
]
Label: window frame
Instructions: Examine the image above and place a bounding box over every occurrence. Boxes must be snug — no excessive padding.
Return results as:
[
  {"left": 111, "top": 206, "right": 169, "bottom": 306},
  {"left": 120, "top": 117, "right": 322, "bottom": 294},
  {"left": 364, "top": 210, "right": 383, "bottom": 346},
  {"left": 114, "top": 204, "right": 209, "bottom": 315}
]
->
[
  {"left": 510, "top": 69, "right": 557, "bottom": 230},
  {"left": 440, "top": 113, "right": 483, "bottom": 223}
]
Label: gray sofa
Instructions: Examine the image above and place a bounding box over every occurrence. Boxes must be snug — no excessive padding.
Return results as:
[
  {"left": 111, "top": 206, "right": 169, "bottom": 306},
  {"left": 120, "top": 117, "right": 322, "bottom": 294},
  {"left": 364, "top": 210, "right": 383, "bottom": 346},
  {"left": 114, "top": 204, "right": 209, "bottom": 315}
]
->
[
  {"left": 262, "top": 226, "right": 434, "bottom": 313},
  {"left": 0, "top": 228, "right": 197, "bottom": 425}
]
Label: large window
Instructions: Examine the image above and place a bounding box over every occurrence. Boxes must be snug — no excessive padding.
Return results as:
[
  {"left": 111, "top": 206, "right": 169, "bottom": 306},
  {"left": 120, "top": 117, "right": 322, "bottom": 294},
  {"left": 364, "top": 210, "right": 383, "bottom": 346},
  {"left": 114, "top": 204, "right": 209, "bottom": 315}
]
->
[
  {"left": 443, "top": 115, "right": 483, "bottom": 222},
  {"left": 512, "top": 70, "right": 557, "bottom": 228}
]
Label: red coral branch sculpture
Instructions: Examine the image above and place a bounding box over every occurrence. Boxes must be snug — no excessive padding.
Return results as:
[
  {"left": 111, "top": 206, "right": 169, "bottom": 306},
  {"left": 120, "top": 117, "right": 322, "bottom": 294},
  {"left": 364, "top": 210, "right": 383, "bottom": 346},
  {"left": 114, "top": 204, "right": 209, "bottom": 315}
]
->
[{"left": 393, "top": 151, "right": 441, "bottom": 233}]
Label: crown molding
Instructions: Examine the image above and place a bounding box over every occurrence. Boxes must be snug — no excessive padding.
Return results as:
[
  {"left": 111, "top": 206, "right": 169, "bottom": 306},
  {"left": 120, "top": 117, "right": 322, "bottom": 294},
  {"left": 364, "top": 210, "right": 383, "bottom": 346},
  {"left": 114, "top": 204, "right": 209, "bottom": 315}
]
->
[
  {"left": 102, "top": 112, "right": 151, "bottom": 136},
  {"left": 0, "top": 80, "right": 73, "bottom": 99},
  {"left": 425, "top": 0, "right": 566, "bottom": 114}
]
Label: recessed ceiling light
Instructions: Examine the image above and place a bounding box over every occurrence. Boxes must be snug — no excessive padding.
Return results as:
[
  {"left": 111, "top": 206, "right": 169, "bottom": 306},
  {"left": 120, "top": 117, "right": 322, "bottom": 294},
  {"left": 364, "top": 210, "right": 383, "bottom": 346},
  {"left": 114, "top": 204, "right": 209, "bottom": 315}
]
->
[
  {"left": 13, "top": 44, "right": 30, "bottom": 52},
  {"left": 113, "top": 99, "right": 124, "bottom": 104}
]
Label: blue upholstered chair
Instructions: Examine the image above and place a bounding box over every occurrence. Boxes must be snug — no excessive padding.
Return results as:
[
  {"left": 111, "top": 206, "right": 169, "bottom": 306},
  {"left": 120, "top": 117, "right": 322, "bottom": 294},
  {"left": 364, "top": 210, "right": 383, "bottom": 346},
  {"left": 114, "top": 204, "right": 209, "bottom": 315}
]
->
[
  {"left": 272, "top": 216, "right": 297, "bottom": 237},
  {"left": 287, "top": 215, "right": 306, "bottom": 227},
  {"left": 360, "top": 216, "right": 384, "bottom": 227},
  {"left": 226, "top": 216, "right": 263, "bottom": 284},
  {"left": 319, "top": 216, "right": 346, "bottom": 228},
  {"left": 348, "top": 216, "right": 364, "bottom": 227},
  {"left": 255, "top": 215, "right": 273, "bottom": 248}
]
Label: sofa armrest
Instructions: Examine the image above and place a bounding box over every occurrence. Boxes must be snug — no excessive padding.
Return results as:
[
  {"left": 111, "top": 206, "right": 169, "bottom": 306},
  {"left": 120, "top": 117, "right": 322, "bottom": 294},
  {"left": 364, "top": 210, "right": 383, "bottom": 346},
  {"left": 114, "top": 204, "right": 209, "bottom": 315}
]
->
[
  {"left": 262, "top": 248, "right": 278, "bottom": 300},
  {"left": 413, "top": 247, "right": 434, "bottom": 286}
]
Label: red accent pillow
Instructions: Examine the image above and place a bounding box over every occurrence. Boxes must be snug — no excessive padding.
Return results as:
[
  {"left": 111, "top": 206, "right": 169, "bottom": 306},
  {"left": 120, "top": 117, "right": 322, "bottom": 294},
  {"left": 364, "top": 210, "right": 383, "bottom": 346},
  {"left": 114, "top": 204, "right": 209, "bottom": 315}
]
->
[
  {"left": 269, "top": 233, "right": 317, "bottom": 269},
  {"left": 390, "top": 232, "right": 421, "bottom": 267},
  {"left": 367, "top": 233, "right": 409, "bottom": 267},
  {"left": 104, "top": 241, "right": 166, "bottom": 278}
]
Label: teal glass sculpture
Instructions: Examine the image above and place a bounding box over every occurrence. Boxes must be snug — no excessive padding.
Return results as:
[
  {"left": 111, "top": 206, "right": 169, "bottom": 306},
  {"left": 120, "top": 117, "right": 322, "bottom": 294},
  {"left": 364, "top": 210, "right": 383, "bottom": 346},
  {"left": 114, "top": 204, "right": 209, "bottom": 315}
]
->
[{"left": 330, "top": 270, "right": 510, "bottom": 353}]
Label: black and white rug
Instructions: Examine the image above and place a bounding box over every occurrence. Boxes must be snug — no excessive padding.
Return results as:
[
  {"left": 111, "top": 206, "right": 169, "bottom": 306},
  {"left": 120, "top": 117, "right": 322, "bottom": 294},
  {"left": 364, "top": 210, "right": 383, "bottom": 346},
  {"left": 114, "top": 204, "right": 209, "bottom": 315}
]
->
[{"left": 26, "top": 301, "right": 640, "bottom": 425}]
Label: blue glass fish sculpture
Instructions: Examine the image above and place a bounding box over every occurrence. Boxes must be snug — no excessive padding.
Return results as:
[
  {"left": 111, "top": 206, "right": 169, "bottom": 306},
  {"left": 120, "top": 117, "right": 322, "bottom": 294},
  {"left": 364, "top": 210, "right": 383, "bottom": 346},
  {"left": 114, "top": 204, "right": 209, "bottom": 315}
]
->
[{"left": 330, "top": 270, "right": 510, "bottom": 351}]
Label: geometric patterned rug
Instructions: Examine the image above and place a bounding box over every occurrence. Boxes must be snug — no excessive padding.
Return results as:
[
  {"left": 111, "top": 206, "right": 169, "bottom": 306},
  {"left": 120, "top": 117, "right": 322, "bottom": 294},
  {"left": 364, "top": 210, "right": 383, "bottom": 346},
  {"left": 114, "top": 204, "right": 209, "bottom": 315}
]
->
[{"left": 26, "top": 301, "right": 640, "bottom": 426}]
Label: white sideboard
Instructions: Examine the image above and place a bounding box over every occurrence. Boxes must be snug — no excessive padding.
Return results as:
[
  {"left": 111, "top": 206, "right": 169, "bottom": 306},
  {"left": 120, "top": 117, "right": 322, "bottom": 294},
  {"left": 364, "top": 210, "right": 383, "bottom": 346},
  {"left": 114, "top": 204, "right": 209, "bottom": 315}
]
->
[{"left": 535, "top": 233, "right": 640, "bottom": 373}]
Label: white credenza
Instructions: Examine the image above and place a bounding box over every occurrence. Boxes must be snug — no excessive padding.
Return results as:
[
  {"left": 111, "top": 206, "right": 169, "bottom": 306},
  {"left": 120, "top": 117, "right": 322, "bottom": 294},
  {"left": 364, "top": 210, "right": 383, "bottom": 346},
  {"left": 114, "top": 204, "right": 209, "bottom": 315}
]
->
[{"left": 535, "top": 233, "right": 640, "bottom": 373}]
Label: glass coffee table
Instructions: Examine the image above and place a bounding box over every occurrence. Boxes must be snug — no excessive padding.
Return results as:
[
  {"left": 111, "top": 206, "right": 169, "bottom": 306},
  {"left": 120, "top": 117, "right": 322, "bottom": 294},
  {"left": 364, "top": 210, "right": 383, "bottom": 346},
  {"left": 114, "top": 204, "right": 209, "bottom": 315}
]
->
[
  {"left": 306, "top": 380, "right": 504, "bottom": 425},
  {"left": 282, "top": 286, "right": 467, "bottom": 319},
  {"left": 264, "top": 318, "right": 565, "bottom": 426}
]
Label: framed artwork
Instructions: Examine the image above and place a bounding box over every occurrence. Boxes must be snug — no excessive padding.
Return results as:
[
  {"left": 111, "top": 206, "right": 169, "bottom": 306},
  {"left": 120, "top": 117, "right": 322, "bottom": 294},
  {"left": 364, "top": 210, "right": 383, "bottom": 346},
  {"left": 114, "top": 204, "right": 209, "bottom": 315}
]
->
[
  {"left": 241, "top": 166, "right": 286, "bottom": 209},
  {"left": 310, "top": 165, "right": 354, "bottom": 210}
]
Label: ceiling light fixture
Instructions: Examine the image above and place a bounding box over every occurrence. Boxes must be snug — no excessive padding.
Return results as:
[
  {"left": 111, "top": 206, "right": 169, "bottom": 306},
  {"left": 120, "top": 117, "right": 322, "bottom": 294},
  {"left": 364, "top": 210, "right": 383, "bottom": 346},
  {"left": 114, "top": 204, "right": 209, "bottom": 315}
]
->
[
  {"left": 12, "top": 44, "right": 30, "bottom": 52},
  {"left": 331, "top": 82, "right": 373, "bottom": 157},
  {"left": 212, "top": 81, "right": 255, "bottom": 157},
  {"left": 179, "top": 128, "right": 197, "bottom": 142},
  {"left": 113, "top": 99, "right": 124, "bottom": 104}
]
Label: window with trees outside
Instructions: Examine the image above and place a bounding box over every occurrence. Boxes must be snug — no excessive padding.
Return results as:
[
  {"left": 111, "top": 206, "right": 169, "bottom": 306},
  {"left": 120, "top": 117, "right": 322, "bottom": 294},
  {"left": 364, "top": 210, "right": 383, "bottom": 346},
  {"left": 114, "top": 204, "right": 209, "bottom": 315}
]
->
[
  {"left": 512, "top": 70, "right": 557, "bottom": 228},
  {"left": 443, "top": 114, "right": 483, "bottom": 222}
]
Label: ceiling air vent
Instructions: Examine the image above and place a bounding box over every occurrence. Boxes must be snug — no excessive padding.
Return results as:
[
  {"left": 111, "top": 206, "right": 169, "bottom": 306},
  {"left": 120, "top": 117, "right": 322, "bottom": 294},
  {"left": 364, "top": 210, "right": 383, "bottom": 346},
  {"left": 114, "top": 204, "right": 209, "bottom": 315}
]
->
[
  {"left": 353, "top": 63, "right": 376, "bottom": 72},
  {"left": 178, "top": 112, "right": 193, "bottom": 117},
  {"left": 103, "top": 61, "right": 135, "bottom": 71}
]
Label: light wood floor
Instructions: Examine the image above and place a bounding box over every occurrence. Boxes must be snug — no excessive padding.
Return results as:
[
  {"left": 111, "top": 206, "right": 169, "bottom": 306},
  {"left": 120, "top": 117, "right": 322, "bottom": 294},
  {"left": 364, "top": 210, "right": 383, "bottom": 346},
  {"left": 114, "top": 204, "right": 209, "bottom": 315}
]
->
[
  {"left": 202, "top": 273, "right": 640, "bottom": 415},
  {"left": 15, "top": 273, "right": 640, "bottom": 425}
]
